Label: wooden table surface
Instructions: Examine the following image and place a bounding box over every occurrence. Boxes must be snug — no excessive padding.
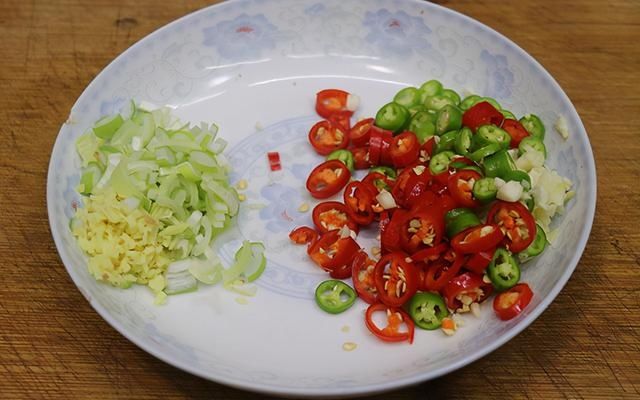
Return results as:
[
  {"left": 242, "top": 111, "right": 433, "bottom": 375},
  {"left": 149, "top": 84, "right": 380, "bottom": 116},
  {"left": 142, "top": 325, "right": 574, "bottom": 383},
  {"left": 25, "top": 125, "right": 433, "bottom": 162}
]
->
[{"left": 2, "top": 0, "right": 639, "bottom": 398}]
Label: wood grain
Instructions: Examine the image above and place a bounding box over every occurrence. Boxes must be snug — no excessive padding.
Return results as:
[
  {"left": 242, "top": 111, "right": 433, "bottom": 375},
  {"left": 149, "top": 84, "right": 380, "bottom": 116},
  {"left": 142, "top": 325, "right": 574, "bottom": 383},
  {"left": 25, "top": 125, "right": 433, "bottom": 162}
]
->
[{"left": 1, "top": 0, "right": 639, "bottom": 398}]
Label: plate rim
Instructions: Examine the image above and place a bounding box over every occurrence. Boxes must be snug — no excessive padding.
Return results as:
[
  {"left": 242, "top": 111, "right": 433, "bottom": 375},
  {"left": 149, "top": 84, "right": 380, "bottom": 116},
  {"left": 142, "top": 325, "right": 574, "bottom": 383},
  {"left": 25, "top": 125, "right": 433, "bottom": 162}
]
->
[{"left": 46, "top": 0, "right": 597, "bottom": 397}]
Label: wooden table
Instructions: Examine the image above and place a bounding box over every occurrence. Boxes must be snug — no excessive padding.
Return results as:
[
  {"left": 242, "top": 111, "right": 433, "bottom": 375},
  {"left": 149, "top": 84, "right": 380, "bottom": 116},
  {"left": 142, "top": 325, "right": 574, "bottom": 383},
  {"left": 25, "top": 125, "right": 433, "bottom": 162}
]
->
[{"left": 2, "top": 0, "right": 639, "bottom": 398}]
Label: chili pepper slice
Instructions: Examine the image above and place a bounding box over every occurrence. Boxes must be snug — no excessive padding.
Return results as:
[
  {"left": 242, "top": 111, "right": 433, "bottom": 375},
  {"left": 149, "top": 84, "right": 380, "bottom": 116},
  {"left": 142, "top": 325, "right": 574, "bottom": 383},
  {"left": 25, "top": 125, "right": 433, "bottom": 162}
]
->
[
  {"left": 394, "top": 87, "right": 422, "bottom": 108},
  {"left": 435, "top": 129, "right": 459, "bottom": 154},
  {"left": 311, "top": 201, "right": 359, "bottom": 234},
  {"left": 451, "top": 224, "right": 504, "bottom": 254},
  {"left": 408, "top": 110, "right": 437, "bottom": 144},
  {"left": 487, "top": 200, "right": 537, "bottom": 253},
  {"left": 423, "top": 251, "right": 465, "bottom": 292},
  {"left": 468, "top": 143, "right": 501, "bottom": 164},
  {"left": 442, "top": 272, "right": 492, "bottom": 311},
  {"left": 351, "top": 251, "right": 378, "bottom": 304},
  {"left": 455, "top": 127, "right": 474, "bottom": 155},
  {"left": 400, "top": 208, "right": 444, "bottom": 254},
  {"left": 410, "top": 242, "right": 448, "bottom": 263},
  {"left": 445, "top": 208, "right": 481, "bottom": 238},
  {"left": 487, "top": 247, "right": 521, "bottom": 291},
  {"left": 368, "top": 126, "right": 394, "bottom": 166},
  {"left": 375, "top": 102, "right": 410, "bottom": 133},
  {"left": 429, "top": 150, "right": 455, "bottom": 175},
  {"left": 362, "top": 171, "right": 393, "bottom": 196},
  {"left": 315, "top": 89, "right": 353, "bottom": 119},
  {"left": 518, "top": 136, "right": 547, "bottom": 158},
  {"left": 420, "top": 79, "right": 443, "bottom": 97},
  {"left": 472, "top": 177, "right": 498, "bottom": 203},
  {"left": 370, "top": 166, "right": 397, "bottom": 180},
  {"left": 519, "top": 114, "right": 545, "bottom": 140},
  {"left": 349, "top": 117, "right": 374, "bottom": 147},
  {"left": 390, "top": 131, "right": 420, "bottom": 168},
  {"left": 517, "top": 224, "right": 547, "bottom": 262},
  {"left": 267, "top": 151, "right": 281, "bottom": 171},
  {"left": 351, "top": 146, "right": 371, "bottom": 170},
  {"left": 502, "top": 119, "right": 530, "bottom": 148},
  {"left": 475, "top": 125, "right": 511, "bottom": 149},
  {"left": 380, "top": 209, "right": 407, "bottom": 253},
  {"left": 493, "top": 283, "right": 533, "bottom": 320},
  {"left": 374, "top": 252, "right": 419, "bottom": 307},
  {"left": 306, "top": 160, "right": 351, "bottom": 199},
  {"left": 441, "top": 89, "right": 461, "bottom": 105},
  {"left": 460, "top": 94, "right": 481, "bottom": 111},
  {"left": 343, "top": 181, "right": 376, "bottom": 226},
  {"left": 365, "top": 303, "right": 415, "bottom": 343},
  {"left": 464, "top": 247, "right": 496, "bottom": 275},
  {"left": 326, "top": 149, "right": 354, "bottom": 172},
  {"left": 436, "top": 105, "right": 463, "bottom": 135},
  {"left": 289, "top": 226, "right": 318, "bottom": 245},
  {"left": 307, "top": 230, "right": 360, "bottom": 272},
  {"left": 448, "top": 169, "right": 482, "bottom": 209},
  {"left": 425, "top": 94, "right": 456, "bottom": 112},
  {"left": 483, "top": 149, "right": 517, "bottom": 179},
  {"left": 328, "top": 110, "right": 352, "bottom": 132},
  {"left": 308, "top": 120, "right": 348, "bottom": 156},
  {"left": 315, "top": 280, "right": 357, "bottom": 314},
  {"left": 408, "top": 292, "right": 449, "bottom": 330},
  {"left": 462, "top": 101, "right": 504, "bottom": 132}
]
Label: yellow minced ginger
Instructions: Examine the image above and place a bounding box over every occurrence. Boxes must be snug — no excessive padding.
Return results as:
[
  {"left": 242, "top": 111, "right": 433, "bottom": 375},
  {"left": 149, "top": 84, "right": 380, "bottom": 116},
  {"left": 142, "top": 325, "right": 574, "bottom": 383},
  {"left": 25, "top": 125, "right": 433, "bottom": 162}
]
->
[{"left": 71, "top": 189, "right": 171, "bottom": 302}]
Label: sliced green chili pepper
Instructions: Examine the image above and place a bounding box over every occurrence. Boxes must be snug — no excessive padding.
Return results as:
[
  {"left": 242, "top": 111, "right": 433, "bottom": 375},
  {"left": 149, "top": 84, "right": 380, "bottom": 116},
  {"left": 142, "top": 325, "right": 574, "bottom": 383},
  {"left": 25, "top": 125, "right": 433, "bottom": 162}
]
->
[
  {"left": 524, "top": 195, "right": 535, "bottom": 212},
  {"left": 407, "top": 104, "right": 427, "bottom": 116},
  {"left": 483, "top": 149, "right": 517, "bottom": 178},
  {"left": 435, "top": 130, "right": 458, "bottom": 153},
  {"left": 468, "top": 143, "right": 501, "bottom": 163},
  {"left": 460, "top": 94, "right": 481, "bottom": 111},
  {"left": 419, "top": 79, "right": 444, "bottom": 98},
  {"left": 375, "top": 102, "right": 410, "bottom": 133},
  {"left": 394, "top": 87, "right": 422, "bottom": 108},
  {"left": 436, "top": 105, "right": 463, "bottom": 135},
  {"left": 459, "top": 164, "right": 483, "bottom": 174},
  {"left": 475, "top": 125, "right": 512, "bottom": 149},
  {"left": 487, "top": 248, "right": 520, "bottom": 291},
  {"left": 429, "top": 150, "right": 455, "bottom": 174},
  {"left": 501, "top": 109, "right": 516, "bottom": 120},
  {"left": 519, "top": 114, "right": 545, "bottom": 139},
  {"left": 440, "top": 89, "right": 461, "bottom": 105},
  {"left": 445, "top": 208, "right": 482, "bottom": 238},
  {"left": 424, "top": 95, "right": 456, "bottom": 112},
  {"left": 326, "top": 149, "right": 354, "bottom": 172},
  {"left": 370, "top": 166, "right": 397, "bottom": 179},
  {"left": 408, "top": 110, "right": 437, "bottom": 143},
  {"left": 503, "top": 169, "right": 532, "bottom": 190},
  {"left": 409, "top": 292, "right": 449, "bottom": 330},
  {"left": 454, "top": 127, "right": 473, "bottom": 155},
  {"left": 315, "top": 280, "right": 357, "bottom": 314},
  {"left": 473, "top": 177, "right": 498, "bottom": 203},
  {"left": 518, "top": 136, "right": 547, "bottom": 158},
  {"left": 518, "top": 224, "right": 547, "bottom": 262}
]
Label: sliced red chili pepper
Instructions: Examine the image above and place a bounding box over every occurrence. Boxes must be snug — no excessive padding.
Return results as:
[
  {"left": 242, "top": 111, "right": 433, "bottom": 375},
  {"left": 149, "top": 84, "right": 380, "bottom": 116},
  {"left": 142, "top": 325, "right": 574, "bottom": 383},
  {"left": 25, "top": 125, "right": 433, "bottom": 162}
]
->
[
  {"left": 351, "top": 251, "right": 378, "bottom": 304},
  {"left": 307, "top": 230, "right": 360, "bottom": 272},
  {"left": 267, "top": 151, "right": 281, "bottom": 171},
  {"left": 289, "top": 226, "right": 318, "bottom": 245},
  {"left": 311, "top": 201, "right": 359, "bottom": 234},
  {"left": 315, "top": 89, "right": 353, "bottom": 119},
  {"left": 493, "top": 283, "right": 534, "bottom": 320},
  {"left": 399, "top": 209, "right": 444, "bottom": 254},
  {"left": 502, "top": 119, "right": 530, "bottom": 148},
  {"left": 390, "top": 131, "right": 420, "bottom": 168},
  {"left": 464, "top": 247, "right": 496, "bottom": 275},
  {"left": 352, "top": 146, "right": 371, "bottom": 170},
  {"left": 487, "top": 200, "right": 537, "bottom": 253},
  {"left": 350, "top": 118, "right": 375, "bottom": 147},
  {"left": 328, "top": 110, "right": 352, "bottom": 132},
  {"left": 380, "top": 209, "right": 408, "bottom": 253},
  {"left": 419, "top": 136, "right": 437, "bottom": 164},
  {"left": 442, "top": 272, "right": 493, "bottom": 311},
  {"left": 373, "top": 252, "right": 418, "bottom": 307},
  {"left": 306, "top": 160, "right": 351, "bottom": 199},
  {"left": 451, "top": 224, "right": 504, "bottom": 254},
  {"left": 449, "top": 170, "right": 482, "bottom": 209},
  {"left": 410, "top": 242, "right": 448, "bottom": 263},
  {"left": 343, "top": 181, "right": 376, "bottom": 226},
  {"left": 423, "top": 252, "right": 464, "bottom": 292},
  {"left": 362, "top": 171, "right": 393, "bottom": 197},
  {"left": 462, "top": 101, "right": 504, "bottom": 132},
  {"left": 365, "top": 303, "right": 414, "bottom": 344},
  {"left": 368, "top": 126, "right": 393, "bottom": 166},
  {"left": 308, "top": 120, "right": 348, "bottom": 156}
]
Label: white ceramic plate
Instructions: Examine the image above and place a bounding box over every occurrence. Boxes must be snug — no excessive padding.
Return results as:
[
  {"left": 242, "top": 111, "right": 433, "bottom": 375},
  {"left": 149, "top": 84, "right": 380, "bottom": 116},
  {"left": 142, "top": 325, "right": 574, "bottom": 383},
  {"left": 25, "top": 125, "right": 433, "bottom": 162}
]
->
[{"left": 47, "top": 0, "right": 596, "bottom": 397}]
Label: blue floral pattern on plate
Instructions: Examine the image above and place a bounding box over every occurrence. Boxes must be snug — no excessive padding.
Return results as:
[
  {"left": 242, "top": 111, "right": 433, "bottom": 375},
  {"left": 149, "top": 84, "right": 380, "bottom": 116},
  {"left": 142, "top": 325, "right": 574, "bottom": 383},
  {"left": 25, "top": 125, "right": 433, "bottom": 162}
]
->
[
  {"left": 363, "top": 9, "right": 433, "bottom": 57},
  {"left": 203, "top": 13, "right": 278, "bottom": 62}
]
